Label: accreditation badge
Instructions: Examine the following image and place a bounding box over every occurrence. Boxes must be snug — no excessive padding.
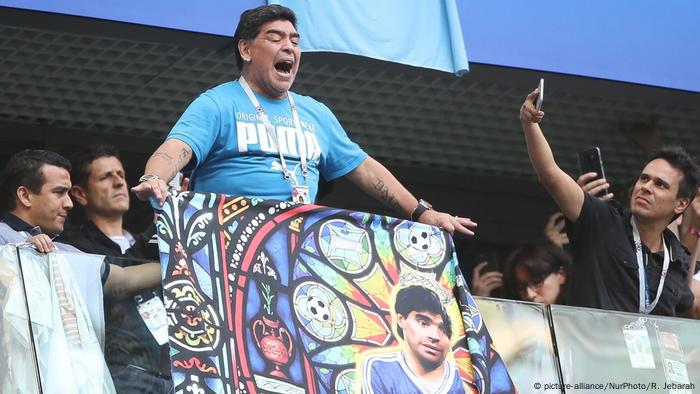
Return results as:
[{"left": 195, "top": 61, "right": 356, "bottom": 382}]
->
[
  {"left": 622, "top": 321, "right": 655, "bottom": 369},
  {"left": 291, "top": 185, "right": 310, "bottom": 204},
  {"left": 135, "top": 293, "right": 169, "bottom": 345},
  {"left": 657, "top": 330, "right": 691, "bottom": 393}
]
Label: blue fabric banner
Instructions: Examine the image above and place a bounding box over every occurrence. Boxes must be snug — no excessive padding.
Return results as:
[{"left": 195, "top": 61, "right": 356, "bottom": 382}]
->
[{"left": 269, "top": 0, "right": 469, "bottom": 76}]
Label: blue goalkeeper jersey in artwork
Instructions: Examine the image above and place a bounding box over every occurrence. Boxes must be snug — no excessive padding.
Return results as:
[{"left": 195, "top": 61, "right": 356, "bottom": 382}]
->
[{"left": 359, "top": 352, "right": 465, "bottom": 394}]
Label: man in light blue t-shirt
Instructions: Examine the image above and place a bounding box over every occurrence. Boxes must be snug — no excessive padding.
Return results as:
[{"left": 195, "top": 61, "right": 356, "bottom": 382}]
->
[{"left": 132, "top": 4, "right": 475, "bottom": 236}]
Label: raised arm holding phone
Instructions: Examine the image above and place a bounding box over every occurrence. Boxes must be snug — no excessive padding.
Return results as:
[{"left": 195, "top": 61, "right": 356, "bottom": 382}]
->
[{"left": 519, "top": 87, "right": 587, "bottom": 222}]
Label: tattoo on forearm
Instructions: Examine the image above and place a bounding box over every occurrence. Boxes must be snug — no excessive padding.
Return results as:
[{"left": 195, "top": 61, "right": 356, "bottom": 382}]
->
[
  {"left": 150, "top": 147, "right": 192, "bottom": 180},
  {"left": 171, "top": 147, "right": 192, "bottom": 179},
  {"left": 373, "top": 178, "right": 402, "bottom": 213},
  {"left": 176, "top": 147, "right": 191, "bottom": 168},
  {"left": 151, "top": 151, "right": 174, "bottom": 165}
]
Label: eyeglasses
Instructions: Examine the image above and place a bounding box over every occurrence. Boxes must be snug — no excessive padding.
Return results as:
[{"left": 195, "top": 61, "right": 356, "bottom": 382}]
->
[{"left": 516, "top": 273, "right": 552, "bottom": 295}]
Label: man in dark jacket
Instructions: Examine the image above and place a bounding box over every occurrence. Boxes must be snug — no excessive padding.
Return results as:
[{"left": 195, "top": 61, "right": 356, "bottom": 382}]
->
[{"left": 59, "top": 145, "right": 171, "bottom": 393}]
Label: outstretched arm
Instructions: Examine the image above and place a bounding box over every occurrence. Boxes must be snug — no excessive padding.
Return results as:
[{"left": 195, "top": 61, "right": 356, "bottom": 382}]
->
[
  {"left": 131, "top": 138, "right": 193, "bottom": 205},
  {"left": 103, "top": 262, "right": 161, "bottom": 300},
  {"left": 345, "top": 156, "right": 477, "bottom": 236},
  {"left": 520, "top": 89, "right": 584, "bottom": 222}
]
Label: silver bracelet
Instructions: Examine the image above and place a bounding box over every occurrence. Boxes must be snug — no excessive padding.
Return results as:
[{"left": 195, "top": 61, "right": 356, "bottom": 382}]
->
[{"left": 139, "top": 174, "right": 160, "bottom": 183}]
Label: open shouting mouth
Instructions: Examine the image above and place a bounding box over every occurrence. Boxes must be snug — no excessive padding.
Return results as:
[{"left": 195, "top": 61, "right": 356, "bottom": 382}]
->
[{"left": 274, "top": 59, "right": 294, "bottom": 75}]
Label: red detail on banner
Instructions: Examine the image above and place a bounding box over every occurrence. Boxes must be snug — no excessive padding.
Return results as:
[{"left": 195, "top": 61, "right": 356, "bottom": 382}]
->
[{"left": 173, "top": 357, "right": 219, "bottom": 374}]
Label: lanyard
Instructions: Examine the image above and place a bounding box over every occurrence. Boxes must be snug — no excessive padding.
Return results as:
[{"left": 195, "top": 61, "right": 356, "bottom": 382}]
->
[
  {"left": 631, "top": 217, "right": 670, "bottom": 314},
  {"left": 239, "top": 76, "right": 308, "bottom": 187}
]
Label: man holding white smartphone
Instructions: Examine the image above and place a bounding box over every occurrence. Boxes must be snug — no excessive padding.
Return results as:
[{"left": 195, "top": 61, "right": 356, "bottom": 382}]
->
[{"left": 519, "top": 84, "right": 700, "bottom": 318}]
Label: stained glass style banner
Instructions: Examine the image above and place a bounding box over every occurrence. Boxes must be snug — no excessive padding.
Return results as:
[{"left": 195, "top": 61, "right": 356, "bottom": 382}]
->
[{"left": 155, "top": 192, "right": 516, "bottom": 394}]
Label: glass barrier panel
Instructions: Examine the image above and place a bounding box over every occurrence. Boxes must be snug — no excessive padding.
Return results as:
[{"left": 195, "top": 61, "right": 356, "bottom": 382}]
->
[
  {"left": 18, "top": 247, "right": 115, "bottom": 393},
  {"left": 99, "top": 254, "right": 172, "bottom": 393},
  {"left": 1, "top": 245, "right": 173, "bottom": 393},
  {"left": 551, "top": 304, "right": 700, "bottom": 393},
  {"left": 475, "top": 297, "right": 560, "bottom": 392},
  {"left": 0, "top": 244, "right": 42, "bottom": 393}
]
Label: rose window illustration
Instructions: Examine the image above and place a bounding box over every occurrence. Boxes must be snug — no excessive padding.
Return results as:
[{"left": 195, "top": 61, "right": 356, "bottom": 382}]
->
[{"left": 156, "top": 194, "right": 516, "bottom": 394}]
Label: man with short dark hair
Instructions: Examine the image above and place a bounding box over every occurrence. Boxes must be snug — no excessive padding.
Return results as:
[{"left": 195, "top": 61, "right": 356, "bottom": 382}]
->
[
  {"left": 62, "top": 145, "right": 158, "bottom": 260},
  {"left": 58, "top": 145, "right": 170, "bottom": 394},
  {"left": 0, "top": 149, "right": 77, "bottom": 251},
  {"left": 132, "top": 4, "right": 475, "bottom": 236},
  {"left": 360, "top": 285, "right": 464, "bottom": 394},
  {"left": 519, "top": 88, "right": 700, "bottom": 317}
]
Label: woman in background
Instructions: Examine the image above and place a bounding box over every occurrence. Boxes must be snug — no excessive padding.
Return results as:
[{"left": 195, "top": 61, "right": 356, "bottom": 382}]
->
[{"left": 505, "top": 241, "right": 570, "bottom": 304}]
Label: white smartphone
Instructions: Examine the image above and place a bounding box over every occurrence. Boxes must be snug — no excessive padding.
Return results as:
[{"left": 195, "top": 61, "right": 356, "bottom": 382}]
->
[{"left": 535, "top": 78, "right": 544, "bottom": 110}]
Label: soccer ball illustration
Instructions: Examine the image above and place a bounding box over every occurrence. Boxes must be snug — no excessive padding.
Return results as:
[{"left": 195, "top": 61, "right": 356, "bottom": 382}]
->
[
  {"left": 307, "top": 296, "right": 331, "bottom": 322},
  {"left": 409, "top": 228, "right": 431, "bottom": 251},
  {"left": 293, "top": 282, "right": 348, "bottom": 342},
  {"left": 394, "top": 222, "right": 446, "bottom": 268}
]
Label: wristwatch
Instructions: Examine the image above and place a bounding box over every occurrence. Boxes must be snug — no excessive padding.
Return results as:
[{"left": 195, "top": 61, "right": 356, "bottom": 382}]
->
[
  {"left": 410, "top": 199, "right": 433, "bottom": 222},
  {"left": 139, "top": 174, "right": 161, "bottom": 183}
]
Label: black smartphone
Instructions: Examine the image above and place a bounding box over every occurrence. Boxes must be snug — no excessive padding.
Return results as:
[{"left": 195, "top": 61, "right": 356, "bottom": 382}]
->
[{"left": 577, "top": 147, "right": 607, "bottom": 196}]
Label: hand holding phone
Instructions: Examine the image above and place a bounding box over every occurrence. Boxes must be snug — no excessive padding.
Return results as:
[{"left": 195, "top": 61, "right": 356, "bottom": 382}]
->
[
  {"left": 544, "top": 212, "right": 569, "bottom": 247},
  {"left": 520, "top": 80, "right": 545, "bottom": 124},
  {"left": 476, "top": 251, "right": 500, "bottom": 273},
  {"left": 471, "top": 252, "right": 503, "bottom": 297},
  {"left": 533, "top": 78, "right": 544, "bottom": 111},
  {"left": 577, "top": 147, "right": 609, "bottom": 198}
]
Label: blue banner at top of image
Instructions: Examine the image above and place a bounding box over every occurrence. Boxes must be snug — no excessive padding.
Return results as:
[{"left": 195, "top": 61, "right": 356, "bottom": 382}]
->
[{"left": 269, "top": 0, "right": 469, "bottom": 76}]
